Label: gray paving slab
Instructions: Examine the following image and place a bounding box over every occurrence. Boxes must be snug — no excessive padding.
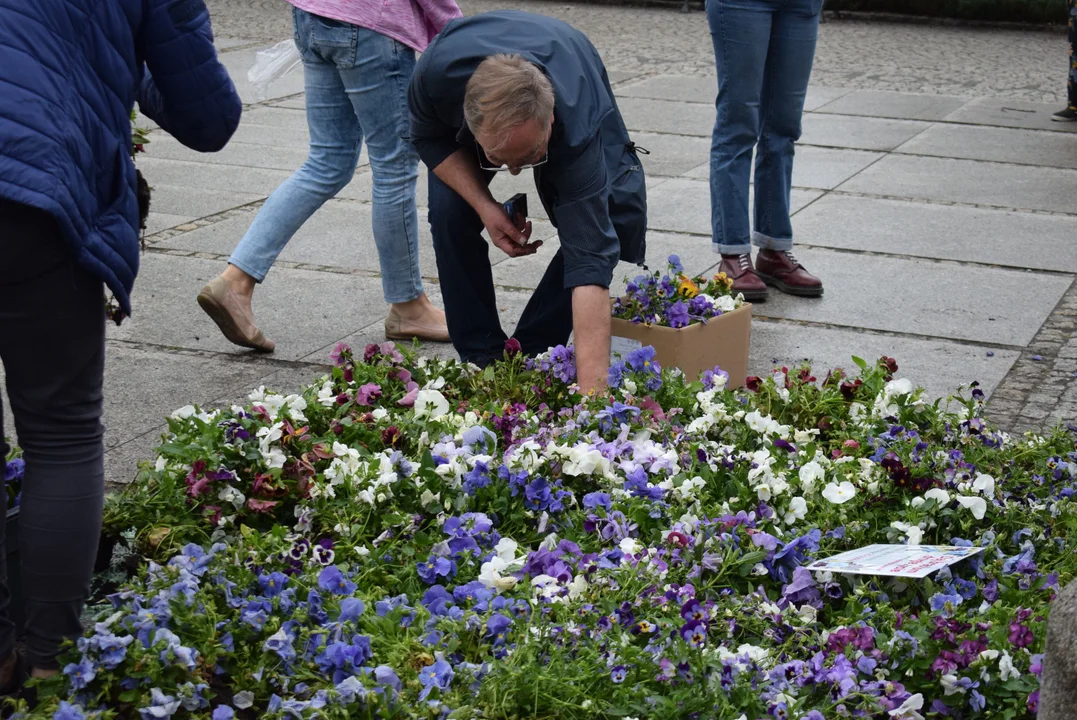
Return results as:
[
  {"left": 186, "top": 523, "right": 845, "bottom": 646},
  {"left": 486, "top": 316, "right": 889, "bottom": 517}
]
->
[
  {"left": 896, "top": 124, "right": 1077, "bottom": 171},
  {"left": 145, "top": 135, "right": 313, "bottom": 172},
  {"left": 608, "top": 70, "right": 644, "bottom": 85},
  {"left": 239, "top": 105, "right": 312, "bottom": 129},
  {"left": 139, "top": 156, "right": 295, "bottom": 197},
  {"left": 800, "top": 113, "right": 931, "bottom": 151},
  {"left": 751, "top": 247, "right": 1073, "bottom": 347},
  {"left": 144, "top": 212, "right": 196, "bottom": 236},
  {"left": 228, "top": 121, "right": 312, "bottom": 149},
  {"left": 157, "top": 200, "right": 558, "bottom": 276},
  {"left": 615, "top": 76, "right": 851, "bottom": 112},
  {"left": 99, "top": 343, "right": 284, "bottom": 450},
  {"left": 142, "top": 183, "right": 265, "bottom": 218},
  {"left": 748, "top": 320, "right": 1020, "bottom": 401},
  {"left": 814, "top": 90, "right": 969, "bottom": 122},
  {"left": 270, "top": 95, "right": 308, "bottom": 110},
  {"left": 632, "top": 132, "right": 712, "bottom": 177},
  {"left": 684, "top": 145, "right": 883, "bottom": 190},
  {"left": 645, "top": 178, "right": 822, "bottom": 236},
  {"left": 840, "top": 155, "right": 1077, "bottom": 214},
  {"left": 107, "top": 254, "right": 390, "bottom": 362},
  {"left": 794, "top": 195, "right": 1077, "bottom": 273},
  {"left": 105, "top": 430, "right": 165, "bottom": 486},
  {"left": 350, "top": 165, "right": 549, "bottom": 217},
  {"left": 944, "top": 98, "right": 1077, "bottom": 134},
  {"left": 618, "top": 96, "right": 714, "bottom": 137},
  {"left": 218, "top": 44, "right": 307, "bottom": 105},
  {"left": 303, "top": 286, "right": 538, "bottom": 364}
]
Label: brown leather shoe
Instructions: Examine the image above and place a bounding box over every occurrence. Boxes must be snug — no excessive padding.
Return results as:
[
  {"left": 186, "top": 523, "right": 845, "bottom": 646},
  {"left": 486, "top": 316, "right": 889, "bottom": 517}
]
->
[
  {"left": 755, "top": 249, "right": 823, "bottom": 297},
  {"left": 196, "top": 276, "right": 275, "bottom": 353},
  {"left": 385, "top": 308, "right": 450, "bottom": 343},
  {"left": 719, "top": 253, "right": 768, "bottom": 302}
]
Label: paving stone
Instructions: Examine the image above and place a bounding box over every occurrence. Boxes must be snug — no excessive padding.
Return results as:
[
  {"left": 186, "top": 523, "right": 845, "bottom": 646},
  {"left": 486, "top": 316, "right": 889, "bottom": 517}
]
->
[
  {"left": 750, "top": 247, "right": 1073, "bottom": 347},
  {"left": 270, "top": 95, "right": 308, "bottom": 110},
  {"left": 684, "top": 145, "right": 883, "bottom": 190},
  {"left": 608, "top": 70, "right": 644, "bottom": 85},
  {"left": 145, "top": 135, "right": 312, "bottom": 172},
  {"left": 99, "top": 343, "right": 287, "bottom": 450},
  {"left": 139, "top": 156, "right": 294, "bottom": 197},
  {"left": 228, "top": 121, "right": 313, "bottom": 149},
  {"left": 840, "top": 155, "right": 1077, "bottom": 214},
  {"left": 896, "top": 124, "right": 1077, "bottom": 170},
  {"left": 304, "top": 287, "right": 538, "bottom": 364},
  {"left": 631, "top": 132, "right": 712, "bottom": 177},
  {"left": 141, "top": 183, "right": 265, "bottom": 218},
  {"left": 814, "top": 90, "right": 969, "bottom": 122},
  {"left": 107, "top": 254, "right": 391, "bottom": 362},
  {"left": 105, "top": 430, "right": 165, "bottom": 486},
  {"left": 615, "top": 75, "right": 851, "bottom": 112},
  {"left": 618, "top": 96, "right": 714, "bottom": 137},
  {"left": 144, "top": 212, "right": 196, "bottom": 236},
  {"left": 646, "top": 178, "right": 822, "bottom": 236},
  {"left": 218, "top": 44, "right": 307, "bottom": 104},
  {"left": 944, "top": 98, "right": 1077, "bottom": 134},
  {"left": 800, "top": 113, "right": 931, "bottom": 151},
  {"left": 239, "top": 105, "right": 313, "bottom": 129},
  {"left": 749, "top": 320, "right": 1019, "bottom": 401},
  {"left": 793, "top": 195, "right": 1077, "bottom": 273}
]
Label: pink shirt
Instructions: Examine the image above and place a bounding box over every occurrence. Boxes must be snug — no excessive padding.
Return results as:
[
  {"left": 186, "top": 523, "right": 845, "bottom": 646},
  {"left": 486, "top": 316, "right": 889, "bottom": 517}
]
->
[{"left": 288, "top": 0, "right": 462, "bottom": 52}]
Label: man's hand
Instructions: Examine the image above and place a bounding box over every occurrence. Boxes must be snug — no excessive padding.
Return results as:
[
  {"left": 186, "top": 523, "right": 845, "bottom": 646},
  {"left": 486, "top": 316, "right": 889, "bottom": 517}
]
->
[{"left": 479, "top": 202, "right": 542, "bottom": 258}]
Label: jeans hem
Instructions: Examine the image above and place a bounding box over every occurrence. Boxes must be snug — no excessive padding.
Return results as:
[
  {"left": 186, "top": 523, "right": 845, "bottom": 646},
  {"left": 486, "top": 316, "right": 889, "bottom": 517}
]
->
[
  {"left": 715, "top": 242, "right": 752, "bottom": 256},
  {"left": 227, "top": 258, "right": 268, "bottom": 284},
  {"left": 383, "top": 286, "right": 425, "bottom": 305},
  {"left": 751, "top": 232, "right": 793, "bottom": 251}
]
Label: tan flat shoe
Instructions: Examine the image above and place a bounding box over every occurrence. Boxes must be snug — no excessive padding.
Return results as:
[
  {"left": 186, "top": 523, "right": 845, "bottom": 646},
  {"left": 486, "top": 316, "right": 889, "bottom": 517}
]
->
[
  {"left": 196, "top": 276, "right": 275, "bottom": 353},
  {"left": 384, "top": 307, "right": 450, "bottom": 343}
]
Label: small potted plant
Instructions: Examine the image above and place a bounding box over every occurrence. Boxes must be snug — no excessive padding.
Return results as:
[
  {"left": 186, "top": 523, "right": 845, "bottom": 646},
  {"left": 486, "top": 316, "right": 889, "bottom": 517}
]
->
[{"left": 611, "top": 254, "right": 752, "bottom": 388}]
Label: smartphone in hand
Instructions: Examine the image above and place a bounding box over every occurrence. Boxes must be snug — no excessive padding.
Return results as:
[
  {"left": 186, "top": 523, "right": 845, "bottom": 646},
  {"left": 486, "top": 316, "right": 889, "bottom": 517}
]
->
[{"left": 503, "top": 193, "right": 528, "bottom": 232}]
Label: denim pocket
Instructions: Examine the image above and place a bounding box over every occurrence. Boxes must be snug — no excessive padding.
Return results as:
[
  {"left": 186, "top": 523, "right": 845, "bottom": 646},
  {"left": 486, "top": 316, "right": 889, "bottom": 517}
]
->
[{"left": 305, "top": 12, "right": 358, "bottom": 68}]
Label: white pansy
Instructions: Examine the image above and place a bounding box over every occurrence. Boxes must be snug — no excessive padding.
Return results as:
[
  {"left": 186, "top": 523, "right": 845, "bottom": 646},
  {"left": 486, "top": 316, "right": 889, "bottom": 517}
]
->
[
  {"left": 783, "top": 496, "right": 808, "bottom": 525},
  {"left": 999, "top": 652, "right": 1020, "bottom": 681},
  {"left": 414, "top": 389, "right": 450, "bottom": 419},
  {"left": 154, "top": 456, "right": 167, "bottom": 472},
  {"left": 888, "top": 692, "right": 924, "bottom": 720},
  {"left": 619, "top": 537, "right": 641, "bottom": 556},
  {"left": 924, "top": 488, "right": 951, "bottom": 506},
  {"left": 171, "top": 405, "right": 197, "bottom": 420},
  {"left": 317, "top": 380, "right": 336, "bottom": 407},
  {"left": 622, "top": 378, "right": 638, "bottom": 395},
  {"left": 372, "top": 408, "right": 388, "bottom": 420},
  {"left": 886, "top": 378, "right": 914, "bottom": 397},
  {"left": 821, "top": 481, "right": 856, "bottom": 504},
  {"left": 218, "top": 485, "right": 245, "bottom": 509},
  {"left": 798, "top": 461, "right": 825, "bottom": 492},
  {"left": 972, "top": 473, "right": 995, "bottom": 496},
  {"left": 955, "top": 495, "right": 987, "bottom": 520}
]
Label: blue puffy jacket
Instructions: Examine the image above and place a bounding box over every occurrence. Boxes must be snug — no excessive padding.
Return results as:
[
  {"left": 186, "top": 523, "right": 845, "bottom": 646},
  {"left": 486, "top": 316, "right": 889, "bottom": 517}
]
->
[{"left": 0, "top": 0, "right": 242, "bottom": 314}]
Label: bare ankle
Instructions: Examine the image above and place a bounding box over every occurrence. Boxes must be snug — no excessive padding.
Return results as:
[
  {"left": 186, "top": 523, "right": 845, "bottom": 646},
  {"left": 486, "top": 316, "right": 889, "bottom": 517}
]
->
[{"left": 222, "top": 264, "right": 257, "bottom": 296}]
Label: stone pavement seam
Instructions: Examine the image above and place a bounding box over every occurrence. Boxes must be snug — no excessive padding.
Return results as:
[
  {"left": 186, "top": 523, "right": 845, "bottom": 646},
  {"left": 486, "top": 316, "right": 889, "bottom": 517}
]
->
[
  {"left": 105, "top": 338, "right": 330, "bottom": 374},
  {"left": 987, "top": 278, "right": 1077, "bottom": 433}
]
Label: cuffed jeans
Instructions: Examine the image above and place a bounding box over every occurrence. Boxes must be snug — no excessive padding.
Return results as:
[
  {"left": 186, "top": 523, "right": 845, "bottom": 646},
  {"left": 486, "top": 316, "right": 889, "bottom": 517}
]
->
[
  {"left": 0, "top": 199, "right": 105, "bottom": 670},
  {"left": 229, "top": 8, "right": 423, "bottom": 304},
  {"left": 707, "top": 0, "right": 821, "bottom": 255}
]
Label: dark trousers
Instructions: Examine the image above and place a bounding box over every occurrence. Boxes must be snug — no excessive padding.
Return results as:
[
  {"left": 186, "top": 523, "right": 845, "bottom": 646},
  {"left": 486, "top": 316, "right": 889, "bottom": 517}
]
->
[
  {"left": 0, "top": 199, "right": 106, "bottom": 669},
  {"left": 428, "top": 172, "right": 574, "bottom": 365},
  {"left": 1069, "top": 0, "right": 1076, "bottom": 108}
]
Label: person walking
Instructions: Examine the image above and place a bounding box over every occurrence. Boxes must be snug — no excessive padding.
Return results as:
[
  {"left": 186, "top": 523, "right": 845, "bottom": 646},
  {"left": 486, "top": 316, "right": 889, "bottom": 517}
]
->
[
  {"left": 198, "top": 0, "right": 461, "bottom": 352},
  {"left": 408, "top": 11, "right": 648, "bottom": 392},
  {"left": 0, "top": 0, "right": 241, "bottom": 688},
  {"left": 1053, "top": 0, "right": 1077, "bottom": 121},
  {"left": 707, "top": 0, "right": 825, "bottom": 302}
]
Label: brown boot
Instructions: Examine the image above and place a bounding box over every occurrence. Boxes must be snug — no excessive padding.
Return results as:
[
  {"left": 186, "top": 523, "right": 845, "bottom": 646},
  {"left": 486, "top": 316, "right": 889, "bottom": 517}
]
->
[
  {"left": 755, "top": 249, "right": 824, "bottom": 297},
  {"left": 719, "top": 253, "right": 768, "bottom": 302}
]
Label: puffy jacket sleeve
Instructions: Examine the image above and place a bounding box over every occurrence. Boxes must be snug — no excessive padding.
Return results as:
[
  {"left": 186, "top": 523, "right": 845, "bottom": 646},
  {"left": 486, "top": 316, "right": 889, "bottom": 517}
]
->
[{"left": 137, "top": 0, "right": 241, "bottom": 152}]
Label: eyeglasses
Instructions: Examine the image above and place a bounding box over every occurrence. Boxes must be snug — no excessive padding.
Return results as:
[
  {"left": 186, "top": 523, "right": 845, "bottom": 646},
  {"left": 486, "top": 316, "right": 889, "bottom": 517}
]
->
[{"left": 476, "top": 142, "right": 548, "bottom": 172}]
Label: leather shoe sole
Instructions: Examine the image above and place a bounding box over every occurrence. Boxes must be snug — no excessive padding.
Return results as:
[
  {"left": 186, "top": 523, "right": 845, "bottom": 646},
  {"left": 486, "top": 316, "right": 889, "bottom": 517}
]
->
[
  {"left": 197, "top": 281, "right": 275, "bottom": 353},
  {"left": 756, "top": 272, "right": 824, "bottom": 298}
]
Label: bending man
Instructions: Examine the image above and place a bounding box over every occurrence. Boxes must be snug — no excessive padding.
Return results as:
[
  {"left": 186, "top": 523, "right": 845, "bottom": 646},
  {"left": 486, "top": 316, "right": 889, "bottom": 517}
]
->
[{"left": 408, "top": 10, "right": 647, "bottom": 392}]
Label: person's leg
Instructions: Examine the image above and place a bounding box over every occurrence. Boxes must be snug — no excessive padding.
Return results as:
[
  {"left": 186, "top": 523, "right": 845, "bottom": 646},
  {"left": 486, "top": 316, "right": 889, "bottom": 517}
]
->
[
  {"left": 428, "top": 171, "right": 506, "bottom": 364},
  {"left": 337, "top": 28, "right": 446, "bottom": 340},
  {"left": 512, "top": 249, "right": 574, "bottom": 356},
  {"left": 751, "top": 0, "right": 824, "bottom": 297},
  {"left": 0, "top": 201, "right": 105, "bottom": 674},
  {"left": 706, "top": 0, "right": 774, "bottom": 301},
  {"left": 200, "top": 8, "right": 363, "bottom": 351}
]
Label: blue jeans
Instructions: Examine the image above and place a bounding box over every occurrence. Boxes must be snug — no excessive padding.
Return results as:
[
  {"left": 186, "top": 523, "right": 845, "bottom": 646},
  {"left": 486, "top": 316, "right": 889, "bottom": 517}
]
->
[
  {"left": 706, "top": 0, "right": 820, "bottom": 255},
  {"left": 230, "top": 8, "right": 423, "bottom": 304}
]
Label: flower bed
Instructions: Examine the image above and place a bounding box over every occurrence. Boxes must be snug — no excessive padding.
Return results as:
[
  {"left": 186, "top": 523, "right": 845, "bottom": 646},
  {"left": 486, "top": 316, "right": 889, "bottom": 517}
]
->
[{"left": 15, "top": 344, "right": 1077, "bottom": 719}]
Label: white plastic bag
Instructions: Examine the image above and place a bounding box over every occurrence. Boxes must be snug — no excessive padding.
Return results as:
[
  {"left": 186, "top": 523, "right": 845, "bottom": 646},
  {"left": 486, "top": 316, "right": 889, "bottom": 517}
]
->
[{"left": 248, "top": 39, "right": 302, "bottom": 101}]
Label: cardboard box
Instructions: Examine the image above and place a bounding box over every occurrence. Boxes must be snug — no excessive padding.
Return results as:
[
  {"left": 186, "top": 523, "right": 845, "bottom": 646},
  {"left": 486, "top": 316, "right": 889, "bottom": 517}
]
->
[{"left": 610, "top": 303, "right": 753, "bottom": 389}]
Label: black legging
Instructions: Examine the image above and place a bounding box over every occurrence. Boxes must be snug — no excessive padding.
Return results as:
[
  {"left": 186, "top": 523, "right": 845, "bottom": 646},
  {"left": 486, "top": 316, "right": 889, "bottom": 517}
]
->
[{"left": 0, "top": 199, "right": 105, "bottom": 670}]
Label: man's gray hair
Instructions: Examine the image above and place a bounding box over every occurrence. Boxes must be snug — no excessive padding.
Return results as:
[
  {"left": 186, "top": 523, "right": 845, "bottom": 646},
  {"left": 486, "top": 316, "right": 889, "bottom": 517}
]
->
[{"left": 464, "top": 54, "right": 555, "bottom": 148}]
